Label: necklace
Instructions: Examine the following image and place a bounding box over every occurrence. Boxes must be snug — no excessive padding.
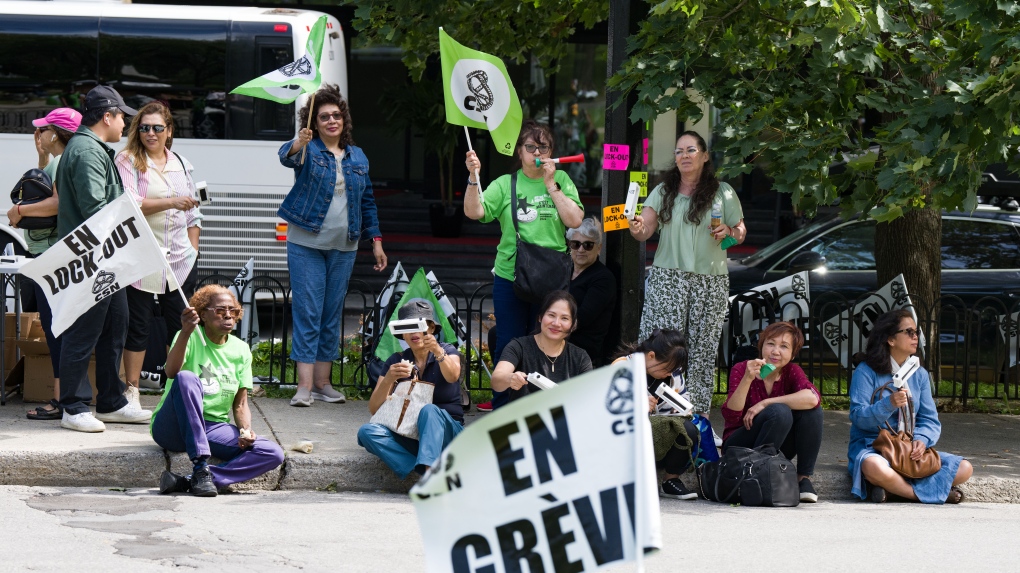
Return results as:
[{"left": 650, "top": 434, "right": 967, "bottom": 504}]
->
[{"left": 536, "top": 337, "right": 564, "bottom": 373}]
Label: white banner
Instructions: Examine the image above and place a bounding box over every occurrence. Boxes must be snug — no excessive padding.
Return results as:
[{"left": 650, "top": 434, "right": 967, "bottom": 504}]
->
[
  {"left": 21, "top": 194, "right": 165, "bottom": 337},
  {"left": 820, "top": 274, "right": 924, "bottom": 368},
  {"left": 230, "top": 257, "right": 260, "bottom": 348},
  {"left": 999, "top": 311, "right": 1019, "bottom": 367},
  {"left": 724, "top": 272, "right": 811, "bottom": 358},
  {"left": 360, "top": 261, "right": 408, "bottom": 345},
  {"left": 411, "top": 357, "right": 661, "bottom": 573}
]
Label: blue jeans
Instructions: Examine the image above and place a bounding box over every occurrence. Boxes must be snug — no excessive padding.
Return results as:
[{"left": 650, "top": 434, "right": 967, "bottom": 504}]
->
[
  {"left": 58, "top": 289, "right": 128, "bottom": 415},
  {"left": 491, "top": 275, "right": 540, "bottom": 409},
  {"left": 287, "top": 242, "right": 357, "bottom": 364},
  {"left": 357, "top": 404, "right": 463, "bottom": 479}
]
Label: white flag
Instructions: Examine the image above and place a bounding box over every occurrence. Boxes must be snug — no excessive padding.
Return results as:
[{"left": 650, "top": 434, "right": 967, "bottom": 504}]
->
[
  {"left": 21, "top": 194, "right": 165, "bottom": 336},
  {"left": 230, "top": 257, "right": 261, "bottom": 348},
  {"left": 410, "top": 356, "right": 661, "bottom": 573}
]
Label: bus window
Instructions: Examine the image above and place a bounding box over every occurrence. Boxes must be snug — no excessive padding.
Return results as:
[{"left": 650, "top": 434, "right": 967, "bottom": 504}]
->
[
  {"left": 98, "top": 17, "right": 228, "bottom": 139},
  {"left": 0, "top": 15, "right": 99, "bottom": 133},
  {"left": 254, "top": 39, "right": 295, "bottom": 139}
]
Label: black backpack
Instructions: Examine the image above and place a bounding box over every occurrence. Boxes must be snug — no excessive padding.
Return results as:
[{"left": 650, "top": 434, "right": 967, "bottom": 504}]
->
[{"left": 10, "top": 168, "right": 56, "bottom": 230}]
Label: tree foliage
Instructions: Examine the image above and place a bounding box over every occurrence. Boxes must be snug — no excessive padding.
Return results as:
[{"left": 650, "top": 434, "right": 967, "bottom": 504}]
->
[
  {"left": 611, "top": 0, "right": 1020, "bottom": 221},
  {"left": 343, "top": 0, "right": 609, "bottom": 81}
]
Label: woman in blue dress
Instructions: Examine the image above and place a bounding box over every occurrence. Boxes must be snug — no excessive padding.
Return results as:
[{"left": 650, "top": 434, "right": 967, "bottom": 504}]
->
[{"left": 848, "top": 309, "right": 973, "bottom": 503}]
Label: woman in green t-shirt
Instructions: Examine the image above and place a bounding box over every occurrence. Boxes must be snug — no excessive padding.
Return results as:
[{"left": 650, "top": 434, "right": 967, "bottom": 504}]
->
[
  {"left": 463, "top": 120, "right": 585, "bottom": 411},
  {"left": 628, "top": 131, "right": 747, "bottom": 418}
]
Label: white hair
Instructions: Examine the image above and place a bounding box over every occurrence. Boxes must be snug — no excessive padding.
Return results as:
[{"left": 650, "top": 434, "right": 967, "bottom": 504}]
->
[{"left": 566, "top": 216, "right": 603, "bottom": 244}]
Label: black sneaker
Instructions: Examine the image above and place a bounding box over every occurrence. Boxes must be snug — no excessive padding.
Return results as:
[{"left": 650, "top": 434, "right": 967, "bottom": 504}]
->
[
  {"left": 159, "top": 470, "right": 191, "bottom": 494},
  {"left": 660, "top": 478, "right": 698, "bottom": 500},
  {"left": 190, "top": 466, "right": 218, "bottom": 498},
  {"left": 799, "top": 477, "right": 818, "bottom": 503}
]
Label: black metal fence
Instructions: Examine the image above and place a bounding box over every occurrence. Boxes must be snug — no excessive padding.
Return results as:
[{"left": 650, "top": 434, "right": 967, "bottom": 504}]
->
[{"left": 213, "top": 272, "right": 1020, "bottom": 404}]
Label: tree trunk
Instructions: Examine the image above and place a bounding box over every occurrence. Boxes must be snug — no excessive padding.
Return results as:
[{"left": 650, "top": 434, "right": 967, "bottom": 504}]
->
[{"left": 874, "top": 203, "right": 941, "bottom": 381}]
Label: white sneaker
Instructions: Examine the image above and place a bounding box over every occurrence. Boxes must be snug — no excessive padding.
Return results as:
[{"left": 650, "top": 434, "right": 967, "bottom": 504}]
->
[
  {"left": 96, "top": 402, "right": 152, "bottom": 424},
  {"left": 713, "top": 428, "right": 723, "bottom": 448},
  {"left": 124, "top": 386, "right": 141, "bottom": 410},
  {"left": 311, "top": 385, "right": 346, "bottom": 403},
  {"left": 61, "top": 411, "right": 106, "bottom": 433}
]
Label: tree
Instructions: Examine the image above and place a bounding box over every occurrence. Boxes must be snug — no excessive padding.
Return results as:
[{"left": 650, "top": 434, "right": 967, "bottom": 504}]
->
[{"left": 611, "top": 0, "right": 1020, "bottom": 378}]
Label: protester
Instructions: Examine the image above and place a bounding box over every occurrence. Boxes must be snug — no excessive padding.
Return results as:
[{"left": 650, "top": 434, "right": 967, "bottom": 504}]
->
[
  {"left": 464, "top": 120, "right": 585, "bottom": 410},
  {"left": 721, "top": 321, "right": 823, "bottom": 503},
  {"left": 278, "top": 84, "right": 387, "bottom": 407},
  {"left": 628, "top": 131, "right": 746, "bottom": 420},
  {"left": 614, "top": 329, "right": 701, "bottom": 500},
  {"left": 116, "top": 102, "right": 203, "bottom": 410},
  {"left": 358, "top": 299, "right": 463, "bottom": 479},
  {"left": 490, "top": 291, "right": 592, "bottom": 402},
  {"left": 848, "top": 310, "right": 973, "bottom": 504},
  {"left": 567, "top": 216, "right": 616, "bottom": 367},
  {"left": 8, "top": 108, "right": 81, "bottom": 420},
  {"left": 152, "top": 285, "right": 282, "bottom": 496},
  {"left": 54, "top": 86, "right": 151, "bottom": 432}
]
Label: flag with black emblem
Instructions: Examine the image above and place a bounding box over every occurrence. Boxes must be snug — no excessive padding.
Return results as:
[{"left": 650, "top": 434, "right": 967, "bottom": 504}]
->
[{"left": 230, "top": 15, "right": 327, "bottom": 103}]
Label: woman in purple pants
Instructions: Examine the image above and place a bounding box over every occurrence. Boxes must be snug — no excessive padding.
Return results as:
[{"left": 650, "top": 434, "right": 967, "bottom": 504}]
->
[{"left": 151, "top": 284, "right": 284, "bottom": 496}]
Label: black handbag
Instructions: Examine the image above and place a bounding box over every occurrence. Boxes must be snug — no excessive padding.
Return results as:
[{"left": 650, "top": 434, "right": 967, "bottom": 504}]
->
[
  {"left": 698, "top": 444, "right": 800, "bottom": 507},
  {"left": 508, "top": 172, "right": 572, "bottom": 303},
  {"left": 10, "top": 168, "right": 57, "bottom": 230}
]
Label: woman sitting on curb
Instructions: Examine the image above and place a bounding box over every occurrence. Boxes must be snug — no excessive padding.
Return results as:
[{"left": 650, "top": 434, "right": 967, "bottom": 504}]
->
[
  {"left": 153, "top": 285, "right": 284, "bottom": 497},
  {"left": 848, "top": 309, "right": 973, "bottom": 503},
  {"left": 721, "top": 321, "right": 823, "bottom": 503},
  {"left": 358, "top": 299, "right": 463, "bottom": 479}
]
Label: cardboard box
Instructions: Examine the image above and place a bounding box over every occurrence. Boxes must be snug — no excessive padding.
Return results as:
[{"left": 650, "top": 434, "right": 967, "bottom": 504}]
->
[
  {"left": 3, "top": 312, "right": 39, "bottom": 379},
  {"left": 17, "top": 338, "right": 110, "bottom": 403}
]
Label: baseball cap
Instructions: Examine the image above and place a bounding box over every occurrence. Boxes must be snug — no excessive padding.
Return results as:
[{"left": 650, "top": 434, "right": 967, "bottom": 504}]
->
[
  {"left": 397, "top": 298, "right": 439, "bottom": 332},
  {"left": 32, "top": 108, "right": 82, "bottom": 132},
  {"left": 83, "top": 85, "right": 137, "bottom": 116}
]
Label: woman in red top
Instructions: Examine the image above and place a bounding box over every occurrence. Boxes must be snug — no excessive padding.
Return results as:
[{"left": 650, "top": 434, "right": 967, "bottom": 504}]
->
[{"left": 721, "top": 321, "right": 822, "bottom": 502}]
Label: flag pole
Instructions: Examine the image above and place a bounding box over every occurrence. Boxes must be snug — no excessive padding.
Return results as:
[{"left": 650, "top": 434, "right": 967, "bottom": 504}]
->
[
  {"left": 463, "top": 126, "right": 480, "bottom": 186},
  {"left": 300, "top": 91, "right": 317, "bottom": 165}
]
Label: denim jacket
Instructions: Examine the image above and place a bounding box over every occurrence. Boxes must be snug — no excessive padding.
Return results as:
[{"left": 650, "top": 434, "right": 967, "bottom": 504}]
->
[{"left": 277, "top": 138, "right": 381, "bottom": 242}]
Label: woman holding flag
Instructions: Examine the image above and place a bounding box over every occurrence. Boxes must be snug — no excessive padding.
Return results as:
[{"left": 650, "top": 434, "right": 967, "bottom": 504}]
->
[
  {"left": 278, "top": 84, "right": 387, "bottom": 407},
  {"left": 464, "top": 120, "right": 584, "bottom": 411}
]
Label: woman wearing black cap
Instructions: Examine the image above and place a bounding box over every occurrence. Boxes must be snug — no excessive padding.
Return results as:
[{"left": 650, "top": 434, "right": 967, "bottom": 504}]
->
[{"left": 357, "top": 299, "right": 463, "bottom": 478}]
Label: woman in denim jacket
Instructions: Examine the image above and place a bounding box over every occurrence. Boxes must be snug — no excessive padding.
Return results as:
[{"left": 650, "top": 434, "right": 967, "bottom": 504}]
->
[{"left": 278, "top": 84, "right": 387, "bottom": 407}]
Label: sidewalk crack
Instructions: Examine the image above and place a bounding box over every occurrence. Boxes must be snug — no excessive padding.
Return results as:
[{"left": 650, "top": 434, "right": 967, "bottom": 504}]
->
[{"left": 251, "top": 397, "right": 288, "bottom": 491}]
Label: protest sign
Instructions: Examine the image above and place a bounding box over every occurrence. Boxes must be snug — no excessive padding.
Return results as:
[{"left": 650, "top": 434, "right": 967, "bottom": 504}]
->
[
  {"left": 229, "top": 257, "right": 260, "bottom": 348},
  {"left": 410, "top": 357, "right": 661, "bottom": 573},
  {"left": 724, "top": 272, "right": 811, "bottom": 357},
  {"left": 999, "top": 311, "right": 1019, "bottom": 367},
  {"left": 21, "top": 193, "right": 165, "bottom": 336}
]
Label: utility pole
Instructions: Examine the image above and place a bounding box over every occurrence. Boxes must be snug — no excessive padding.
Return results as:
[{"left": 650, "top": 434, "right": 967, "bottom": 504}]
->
[{"left": 602, "top": 0, "right": 645, "bottom": 349}]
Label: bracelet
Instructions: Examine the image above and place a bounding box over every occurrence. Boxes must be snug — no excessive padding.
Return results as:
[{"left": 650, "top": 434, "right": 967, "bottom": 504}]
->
[
  {"left": 372, "top": 237, "right": 382, "bottom": 242},
  {"left": 17, "top": 204, "right": 21, "bottom": 216},
  {"left": 436, "top": 352, "right": 447, "bottom": 363},
  {"left": 467, "top": 177, "right": 478, "bottom": 186}
]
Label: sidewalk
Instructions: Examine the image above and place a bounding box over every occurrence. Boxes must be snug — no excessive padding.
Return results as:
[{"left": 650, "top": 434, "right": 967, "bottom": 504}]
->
[{"left": 1, "top": 394, "right": 1018, "bottom": 502}]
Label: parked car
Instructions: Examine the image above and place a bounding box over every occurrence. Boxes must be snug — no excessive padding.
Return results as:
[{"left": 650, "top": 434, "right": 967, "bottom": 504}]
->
[{"left": 727, "top": 205, "right": 1020, "bottom": 309}]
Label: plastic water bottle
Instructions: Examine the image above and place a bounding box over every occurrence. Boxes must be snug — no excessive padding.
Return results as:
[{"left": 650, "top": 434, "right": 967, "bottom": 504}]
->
[{"left": 710, "top": 201, "right": 722, "bottom": 232}]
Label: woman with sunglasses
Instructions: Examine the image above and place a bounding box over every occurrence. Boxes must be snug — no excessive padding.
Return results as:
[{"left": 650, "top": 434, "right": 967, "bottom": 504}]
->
[
  {"left": 116, "top": 102, "right": 203, "bottom": 412},
  {"left": 567, "top": 216, "right": 616, "bottom": 367},
  {"left": 279, "top": 84, "right": 387, "bottom": 407},
  {"left": 627, "top": 131, "right": 746, "bottom": 423},
  {"left": 10, "top": 108, "right": 81, "bottom": 421},
  {"left": 152, "top": 285, "right": 284, "bottom": 497},
  {"left": 464, "top": 120, "right": 585, "bottom": 411},
  {"left": 848, "top": 310, "right": 972, "bottom": 504}
]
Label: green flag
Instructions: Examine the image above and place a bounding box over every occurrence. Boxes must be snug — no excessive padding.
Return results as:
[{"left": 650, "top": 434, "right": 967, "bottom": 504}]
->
[
  {"left": 230, "top": 15, "right": 327, "bottom": 103},
  {"left": 374, "top": 268, "right": 457, "bottom": 361},
  {"left": 439, "top": 28, "right": 522, "bottom": 156}
]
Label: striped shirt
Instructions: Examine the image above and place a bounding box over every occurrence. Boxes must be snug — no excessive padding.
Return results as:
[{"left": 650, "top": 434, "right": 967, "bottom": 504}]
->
[{"left": 115, "top": 148, "right": 203, "bottom": 293}]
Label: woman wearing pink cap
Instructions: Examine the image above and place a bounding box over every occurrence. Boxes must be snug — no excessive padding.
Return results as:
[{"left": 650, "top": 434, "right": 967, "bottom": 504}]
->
[{"left": 8, "top": 107, "right": 82, "bottom": 420}]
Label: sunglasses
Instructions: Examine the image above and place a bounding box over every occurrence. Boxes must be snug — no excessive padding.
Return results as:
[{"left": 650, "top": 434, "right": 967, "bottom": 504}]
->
[
  {"left": 896, "top": 328, "right": 920, "bottom": 338},
  {"left": 209, "top": 306, "right": 242, "bottom": 319},
  {"left": 674, "top": 147, "right": 700, "bottom": 157},
  {"left": 523, "top": 143, "right": 551, "bottom": 154},
  {"left": 318, "top": 112, "right": 343, "bottom": 122},
  {"left": 138, "top": 124, "right": 167, "bottom": 133},
  {"left": 568, "top": 240, "right": 596, "bottom": 252}
]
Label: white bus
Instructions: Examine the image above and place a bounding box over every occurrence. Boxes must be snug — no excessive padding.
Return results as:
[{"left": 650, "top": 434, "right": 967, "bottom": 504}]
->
[{"left": 0, "top": 0, "right": 346, "bottom": 283}]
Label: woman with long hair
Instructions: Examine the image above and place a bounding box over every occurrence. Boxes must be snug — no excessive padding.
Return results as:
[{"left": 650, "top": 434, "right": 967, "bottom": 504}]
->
[
  {"left": 848, "top": 309, "right": 973, "bottom": 503},
  {"left": 628, "top": 131, "right": 747, "bottom": 422}
]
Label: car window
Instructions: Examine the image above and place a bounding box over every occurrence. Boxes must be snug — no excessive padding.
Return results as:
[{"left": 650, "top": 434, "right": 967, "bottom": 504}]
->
[
  {"left": 796, "top": 221, "right": 876, "bottom": 271},
  {"left": 941, "top": 219, "right": 1020, "bottom": 269}
]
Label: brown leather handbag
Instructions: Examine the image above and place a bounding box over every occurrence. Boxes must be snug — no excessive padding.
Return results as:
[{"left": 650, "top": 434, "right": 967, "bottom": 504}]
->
[{"left": 871, "top": 384, "right": 941, "bottom": 479}]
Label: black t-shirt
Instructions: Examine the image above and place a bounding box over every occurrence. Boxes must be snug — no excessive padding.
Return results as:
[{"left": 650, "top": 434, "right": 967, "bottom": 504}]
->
[
  {"left": 500, "top": 335, "right": 593, "bottom": 402},
  {"left": 382, "top": 343, "right": 463, "bottom": 424},
  {"left": 568, "top": 260, "right": 617, "bottom": 367}
]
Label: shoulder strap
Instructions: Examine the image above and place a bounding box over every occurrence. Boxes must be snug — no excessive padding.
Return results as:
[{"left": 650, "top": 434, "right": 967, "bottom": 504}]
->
[
  {"left": 510, "top": 171, "right": 519, "bottom": 236},
  {"left": 171, "top": 150, "right": 194, "bottom": 188}
]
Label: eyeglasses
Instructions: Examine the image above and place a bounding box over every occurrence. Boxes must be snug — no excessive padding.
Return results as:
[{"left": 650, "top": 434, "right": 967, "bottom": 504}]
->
[
  {"left": 209, "top": 306, "right": 242, "bottom": 319},
  {"left": 674, "top": 147, "right": 700, "bottom": 157},
  {"left": 896, "top": 328, "right": 920, "bottom": 338},
  {"left": 568, "top": 240, "right": 596, "bottom": 252},
  {"left": 138, "top": 124, "right": 166, "bottom": 133},
  {"left": 523, "top": 143, "right": 552, "bottom": 155},
  {"left": 318, "top": 112, "right": 343, "bottom": 123}
]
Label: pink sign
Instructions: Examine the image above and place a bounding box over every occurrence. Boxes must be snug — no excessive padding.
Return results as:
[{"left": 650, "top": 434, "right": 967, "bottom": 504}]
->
[
  {"left": 603, "top": 144, "right": 630, "bottom": 171},
  {"left": 642, "top": 138, "right": 649, "bottom": 166}
]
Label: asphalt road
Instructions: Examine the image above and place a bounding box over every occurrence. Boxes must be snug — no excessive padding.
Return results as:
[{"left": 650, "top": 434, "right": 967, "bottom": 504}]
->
[{"left": 3, "top": 486, "right": 1015, "bottom": 573}]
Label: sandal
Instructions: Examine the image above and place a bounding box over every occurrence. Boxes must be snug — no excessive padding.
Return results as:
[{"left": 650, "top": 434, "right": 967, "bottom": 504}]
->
[
  {"left": 27, "top": 401, "right": 62, "bottom": 420},
  {"left": 945, "top": 486, "right": 964, "bottom": 504}
]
